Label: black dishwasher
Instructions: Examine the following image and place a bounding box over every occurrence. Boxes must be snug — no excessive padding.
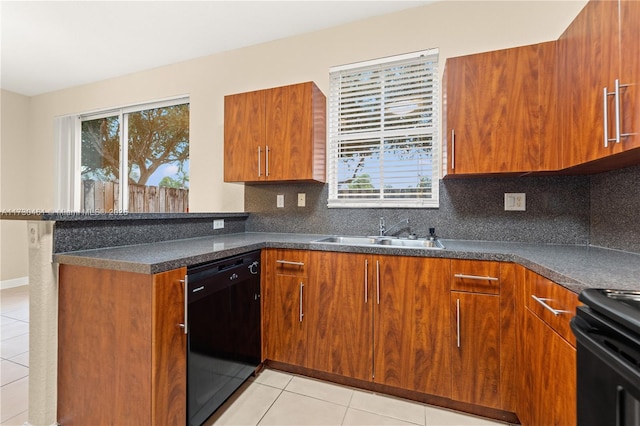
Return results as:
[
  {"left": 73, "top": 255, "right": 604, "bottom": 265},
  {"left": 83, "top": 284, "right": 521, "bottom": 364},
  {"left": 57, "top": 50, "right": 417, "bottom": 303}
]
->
[{"left": 186, "top": 251, "right": 261, "bottom": 426}]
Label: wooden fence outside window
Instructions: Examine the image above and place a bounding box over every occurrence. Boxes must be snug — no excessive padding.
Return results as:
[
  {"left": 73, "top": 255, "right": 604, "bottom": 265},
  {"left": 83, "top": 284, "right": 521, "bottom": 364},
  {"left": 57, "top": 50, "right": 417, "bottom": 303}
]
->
[{"left": 81, "top": 180, "right": 189, "bottom": 213}]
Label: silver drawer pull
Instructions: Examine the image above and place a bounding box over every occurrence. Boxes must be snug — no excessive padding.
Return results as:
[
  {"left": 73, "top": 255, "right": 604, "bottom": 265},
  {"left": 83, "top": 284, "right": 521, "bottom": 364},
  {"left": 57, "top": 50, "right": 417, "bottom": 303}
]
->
[
  {"left": 456, "top": 298, "right": 461, "bottom": 348},
  {"left": 454, "top": 273, "right": 499, "bottom": 281},
  {"left": 531, "top": 295, "right": 570, "bottom": 316},
  {"left": 180, "top": 277, "right": 188, "bottom": 334},
  {"left": 299, "top": 282, "right": 304, "bottom": 322},
  {"left": 276, "top": 260, "right": 305, "bottom": 266}
]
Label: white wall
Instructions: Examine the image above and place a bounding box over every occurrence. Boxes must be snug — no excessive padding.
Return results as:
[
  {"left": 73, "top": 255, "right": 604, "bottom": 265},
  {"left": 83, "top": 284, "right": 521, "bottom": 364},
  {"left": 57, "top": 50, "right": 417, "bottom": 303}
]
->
[{"left": 0, "top": 0, "right": 587, "bottom": 281}]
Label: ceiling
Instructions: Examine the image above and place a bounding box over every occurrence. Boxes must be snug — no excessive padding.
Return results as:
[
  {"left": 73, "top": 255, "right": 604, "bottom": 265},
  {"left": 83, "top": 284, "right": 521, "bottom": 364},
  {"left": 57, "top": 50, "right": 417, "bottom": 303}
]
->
[{"left": 1, "top": 0, "right": 433, "bottom": 97}]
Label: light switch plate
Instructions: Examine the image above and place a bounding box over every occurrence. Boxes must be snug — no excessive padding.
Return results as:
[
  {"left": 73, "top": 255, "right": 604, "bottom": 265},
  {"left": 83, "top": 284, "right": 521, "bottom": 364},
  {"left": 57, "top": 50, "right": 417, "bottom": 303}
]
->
[
  {"left": 504, "top": 193, "right": 526, "bottom": 211},
  {"left": 277, "top": 194, "right": 285, "bottom": 208},
  {"left": 297, "top": 193, "right": 306, "bottom": 207}
]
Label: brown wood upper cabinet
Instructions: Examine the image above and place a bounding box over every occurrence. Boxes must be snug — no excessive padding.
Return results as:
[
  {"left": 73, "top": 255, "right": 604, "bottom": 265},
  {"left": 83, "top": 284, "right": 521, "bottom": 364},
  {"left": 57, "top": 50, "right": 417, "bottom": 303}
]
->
[
  {"left": 559, "top": 0, "right": 639, "bottom": 171},
  {"left": 224, "top": 81, "right": 326, "bottom": 183},
  {"left": 444, "top": 41, "right": 559, "bottom": 176}
]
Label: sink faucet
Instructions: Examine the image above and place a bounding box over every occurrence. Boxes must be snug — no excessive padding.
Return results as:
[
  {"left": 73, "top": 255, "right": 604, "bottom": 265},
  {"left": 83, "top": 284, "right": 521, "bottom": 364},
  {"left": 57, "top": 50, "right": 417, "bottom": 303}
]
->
[{"left": 379, "top": 217, "right": 410, "bottom": 237}]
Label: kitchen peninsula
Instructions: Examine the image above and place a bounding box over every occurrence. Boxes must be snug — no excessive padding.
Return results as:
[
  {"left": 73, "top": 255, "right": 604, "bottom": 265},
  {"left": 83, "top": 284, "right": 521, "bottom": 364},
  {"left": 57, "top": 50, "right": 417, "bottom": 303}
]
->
[{"left": 5, "top": 212, "right": 640, "bottom": 425}]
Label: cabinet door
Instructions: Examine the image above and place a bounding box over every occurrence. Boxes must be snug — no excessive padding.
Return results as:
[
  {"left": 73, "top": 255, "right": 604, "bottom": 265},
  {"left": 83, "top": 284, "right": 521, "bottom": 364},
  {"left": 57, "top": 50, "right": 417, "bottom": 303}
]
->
[
  {"left": 265, "top": 82, "right": 316, "bottom": 181},
  {"left": 373, "top": 256, "right": 451, "bottom": 397},
  {"left": 262, "top": 249, "right": 307, "bottom": 366},
  {"left": 559, "top": 0, "right": 620, "bottom": 167},
  {"left": 151, "top": 268, "right": 187, "bottom": 425},
  {"left": 446, "top": 43, "right": 556, "bottom": 175},
  {"left": 224, "top": 90, "right": 266, "bottom": 182},
  {"left": 451, "top": 291, "right": 501, "bottom": 409},
  {"left": 521, "top": 308, "right": 577, "bottom": 426},
  {"left": 620, "top": 0, "right": 640, "bottom": 151},
  {"left": 58, "top": 265, "right": 187, "bottom": 425},
  {"left": 306, "top": 252, "right": 372, "bottom": 381}
]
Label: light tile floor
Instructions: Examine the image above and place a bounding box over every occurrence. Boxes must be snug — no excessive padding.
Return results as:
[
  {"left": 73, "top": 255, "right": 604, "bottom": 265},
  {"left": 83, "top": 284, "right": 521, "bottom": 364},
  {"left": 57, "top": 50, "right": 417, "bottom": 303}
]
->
[
  {"left": 205, "top": 369, "right": 511, "bottom": 426},
  {"left": 0, "top": 286, "right": 511, "bottom": 426},
  {"left": 0, "top": 286, "right": 30, "bottom": 426}
]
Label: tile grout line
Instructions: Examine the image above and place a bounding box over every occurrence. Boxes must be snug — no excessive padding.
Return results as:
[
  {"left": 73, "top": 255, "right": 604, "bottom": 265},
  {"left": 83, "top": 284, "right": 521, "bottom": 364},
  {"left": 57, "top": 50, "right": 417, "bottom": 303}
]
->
[
  {"left": 255, "top": 386, "right": 285, "bottom": 426},
  {"left": 0, "top": 287, "right": 30, "bottom": 426}
]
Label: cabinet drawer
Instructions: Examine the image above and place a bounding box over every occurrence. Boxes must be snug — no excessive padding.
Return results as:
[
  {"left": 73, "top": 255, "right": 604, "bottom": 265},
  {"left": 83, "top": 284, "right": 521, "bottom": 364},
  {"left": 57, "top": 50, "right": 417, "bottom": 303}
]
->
[
  {"left": 451, "top": 260, "right": 500, "bottom": 294},
  {"left": 525, "top": 269, "right": 579, "bottom": 347},
  {"left": 270, "top": 249, "right": 309, "bottom": 276}
]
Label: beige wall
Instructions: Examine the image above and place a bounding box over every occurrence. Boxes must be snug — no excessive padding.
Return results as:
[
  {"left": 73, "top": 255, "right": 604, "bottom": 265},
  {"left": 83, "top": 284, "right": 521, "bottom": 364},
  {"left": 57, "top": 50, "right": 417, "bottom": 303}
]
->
[
  {"left": 0, "top": 0, "right": 587, "bottom": 281},
  {"left": 1, "top": 90, "right": 31, "bottom": 283}
]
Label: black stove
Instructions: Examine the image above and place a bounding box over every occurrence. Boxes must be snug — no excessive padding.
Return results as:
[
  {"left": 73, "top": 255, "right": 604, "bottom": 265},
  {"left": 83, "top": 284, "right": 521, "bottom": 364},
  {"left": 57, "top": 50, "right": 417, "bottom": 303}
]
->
[
  {"left": 571, "top": 288, "right": 640, "bottom": 426},
  {"left": 581, "top": 289, "right": 640, "bottom": 331}
]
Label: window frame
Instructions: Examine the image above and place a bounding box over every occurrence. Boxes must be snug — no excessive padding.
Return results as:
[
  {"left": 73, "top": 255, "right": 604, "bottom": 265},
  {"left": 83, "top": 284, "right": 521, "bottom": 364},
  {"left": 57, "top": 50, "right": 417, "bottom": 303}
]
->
[
  {"left": 327, "top": 49, "right": 440, "bottom": 208},
  {"left": 54, "top": 96, "right": 189, "bottom": 212}
]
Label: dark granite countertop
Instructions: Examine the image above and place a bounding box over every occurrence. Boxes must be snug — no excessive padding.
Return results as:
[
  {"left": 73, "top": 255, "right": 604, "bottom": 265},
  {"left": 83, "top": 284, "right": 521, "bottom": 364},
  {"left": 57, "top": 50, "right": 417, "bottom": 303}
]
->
[
  {"left": 53, "top": 232, "right": 640, "bottom": 294},
  {"left": 0, "top": 211, "right": 248, "bottom": 221}
]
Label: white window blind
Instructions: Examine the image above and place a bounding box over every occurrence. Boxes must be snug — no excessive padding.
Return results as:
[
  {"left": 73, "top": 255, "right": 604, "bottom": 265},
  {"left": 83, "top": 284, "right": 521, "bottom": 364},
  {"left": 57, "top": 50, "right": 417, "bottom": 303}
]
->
[{"left": 328, "top": 49, "right": 439, "bottom": 208}]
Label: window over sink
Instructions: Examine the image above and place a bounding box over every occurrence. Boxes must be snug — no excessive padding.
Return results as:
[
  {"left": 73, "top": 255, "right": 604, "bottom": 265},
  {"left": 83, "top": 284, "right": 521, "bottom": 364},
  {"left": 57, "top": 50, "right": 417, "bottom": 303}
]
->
[{"left": 328, "top": 49, "right": 440, "bottom": 208}]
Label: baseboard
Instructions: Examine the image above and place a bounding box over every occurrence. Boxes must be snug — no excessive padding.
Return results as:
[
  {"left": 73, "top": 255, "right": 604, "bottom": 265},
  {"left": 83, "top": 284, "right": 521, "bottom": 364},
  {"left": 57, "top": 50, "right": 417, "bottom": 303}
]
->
[{"left": 1, "top": 276, "right": 29, "bottom": 290}]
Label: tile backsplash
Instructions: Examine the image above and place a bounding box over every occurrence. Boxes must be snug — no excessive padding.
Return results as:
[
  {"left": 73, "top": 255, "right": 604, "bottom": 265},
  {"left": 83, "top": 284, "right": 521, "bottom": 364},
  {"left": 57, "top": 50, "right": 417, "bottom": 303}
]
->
[
  {"left": 590, "top": 164, "right": 640, "bottom": 253},
  {"left": 245, "top": 174, "right": 592, "bottom": 246},
  {"left": 246, "top": 163, "right": 640, "bottom": 254}
]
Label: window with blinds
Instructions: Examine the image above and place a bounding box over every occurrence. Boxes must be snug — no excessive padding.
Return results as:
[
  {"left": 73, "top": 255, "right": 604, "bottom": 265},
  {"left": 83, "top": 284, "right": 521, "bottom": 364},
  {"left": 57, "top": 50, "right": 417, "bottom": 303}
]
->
[{"left": 328, "top": 49, "right": 439, "bottom": 208}]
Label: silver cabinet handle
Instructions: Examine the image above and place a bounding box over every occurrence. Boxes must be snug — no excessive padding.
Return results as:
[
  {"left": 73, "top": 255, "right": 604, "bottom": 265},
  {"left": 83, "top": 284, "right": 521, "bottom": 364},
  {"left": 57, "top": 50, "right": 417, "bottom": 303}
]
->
[
  {"left": 276, "top": 260, "right": 305, "bottom": 266},
  {"left": 614, "top": 79, "right": 621, "bottom": 144},
  {"left": 456, "top": 298, "right": 461, "bottom": 348},
  {"left": 454, "top": 273, "right": 499, "bottom": 281},
  {"left": 531, "top": 295, "right": 569, "bottom": 316},
  {"left": 265, "top": 145, "right": 270, "bottom": 177},
  {"left": 364, "top": 259, "right": 368, "bottom": 304},
  {"left": 376, "top": 260, "right": 380, "bottom": 305},
  {"left": 179, "top": 277, "right": 188, "bottom": 334},
  {"left": 299, "top": 282, "right": 304, "bottom": 322},
  {"left": 257, "top": 146, "right": 262, "bottom": 177},
  {"left": 604, "top": 86, "right": 611, "bottom": 148},
  {"left": 451, "top": 129, "right": 455, "bottom": 170},
  {"left": 618, "top": 80, "right": 634, "bottom": 138},
  {"left": 604, "top": 81, "right": 624, "bottom": 147}
]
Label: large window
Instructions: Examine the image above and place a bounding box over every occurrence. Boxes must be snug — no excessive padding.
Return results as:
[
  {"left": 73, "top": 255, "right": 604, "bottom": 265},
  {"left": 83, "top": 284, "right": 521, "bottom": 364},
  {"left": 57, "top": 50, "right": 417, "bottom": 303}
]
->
[
  {"left": 328, "top": 49, "right": 439, "bottom": 208},
  {"left": 55, "top": 98, "right": 189, "bottom": 213}
]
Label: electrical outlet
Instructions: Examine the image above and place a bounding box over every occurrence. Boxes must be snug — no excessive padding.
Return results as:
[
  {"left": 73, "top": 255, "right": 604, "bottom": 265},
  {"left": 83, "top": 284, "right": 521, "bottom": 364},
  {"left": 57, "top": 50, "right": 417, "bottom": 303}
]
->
[
  {"left": 213, "top": 219, "right": 224, "bottom": 230},
  {"left": 297, "top": 193, "right": 306, "bottom": 207},
  {"left": 277, "top": 194, "right": 285, "bottom": 208},
  {"left": 504, "top": 193, "right": 526, "bottom": 211},
  {"left": 28, "top": 223, "right": 40, "bottom": 248}
]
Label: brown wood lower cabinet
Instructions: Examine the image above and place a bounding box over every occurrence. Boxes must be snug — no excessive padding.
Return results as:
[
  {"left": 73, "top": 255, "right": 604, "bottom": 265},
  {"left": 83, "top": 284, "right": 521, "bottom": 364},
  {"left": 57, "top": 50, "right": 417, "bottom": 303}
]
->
[
  {"left": 303, "top": 252, "right": 452, "bottom": 395},
  {"left": 449, "top": 260, "right": 511, "bottom": 411},
  {"left": 520, "top": 308, "right": 577, "bottom": 426},
  {"left": 261, "top": 250, "right": 579, "bottom": 424},
  {"left": 373, "top": 255, "right": 451, "bottom": 397},
  {"left": 451, "top": 291, "right": 501, "bottom": 409},
  {"left": 57, "top": 265, "right": 186, "bottom": 425},
  {"left": 517, "top": 269, "right": 578, "bottom": 426},
  {"left": 306, "top": 251, "right": 372, "bottom": 381},
  {"left": 261, "top": 249, "right": 308, "bottom": 367}
]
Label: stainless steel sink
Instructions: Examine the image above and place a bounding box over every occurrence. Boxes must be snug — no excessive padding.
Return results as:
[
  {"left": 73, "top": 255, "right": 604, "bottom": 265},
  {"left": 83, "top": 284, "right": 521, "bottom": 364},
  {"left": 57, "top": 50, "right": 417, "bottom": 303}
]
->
[
  {"left": 313, "top": 236, "right": 445, "bottom": 250},
  {"left": 313, "top": 236, "right": 378, "bottom": 245},
  {"left": 377, "top": 238, "right": 445, "bottom": 249}
]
